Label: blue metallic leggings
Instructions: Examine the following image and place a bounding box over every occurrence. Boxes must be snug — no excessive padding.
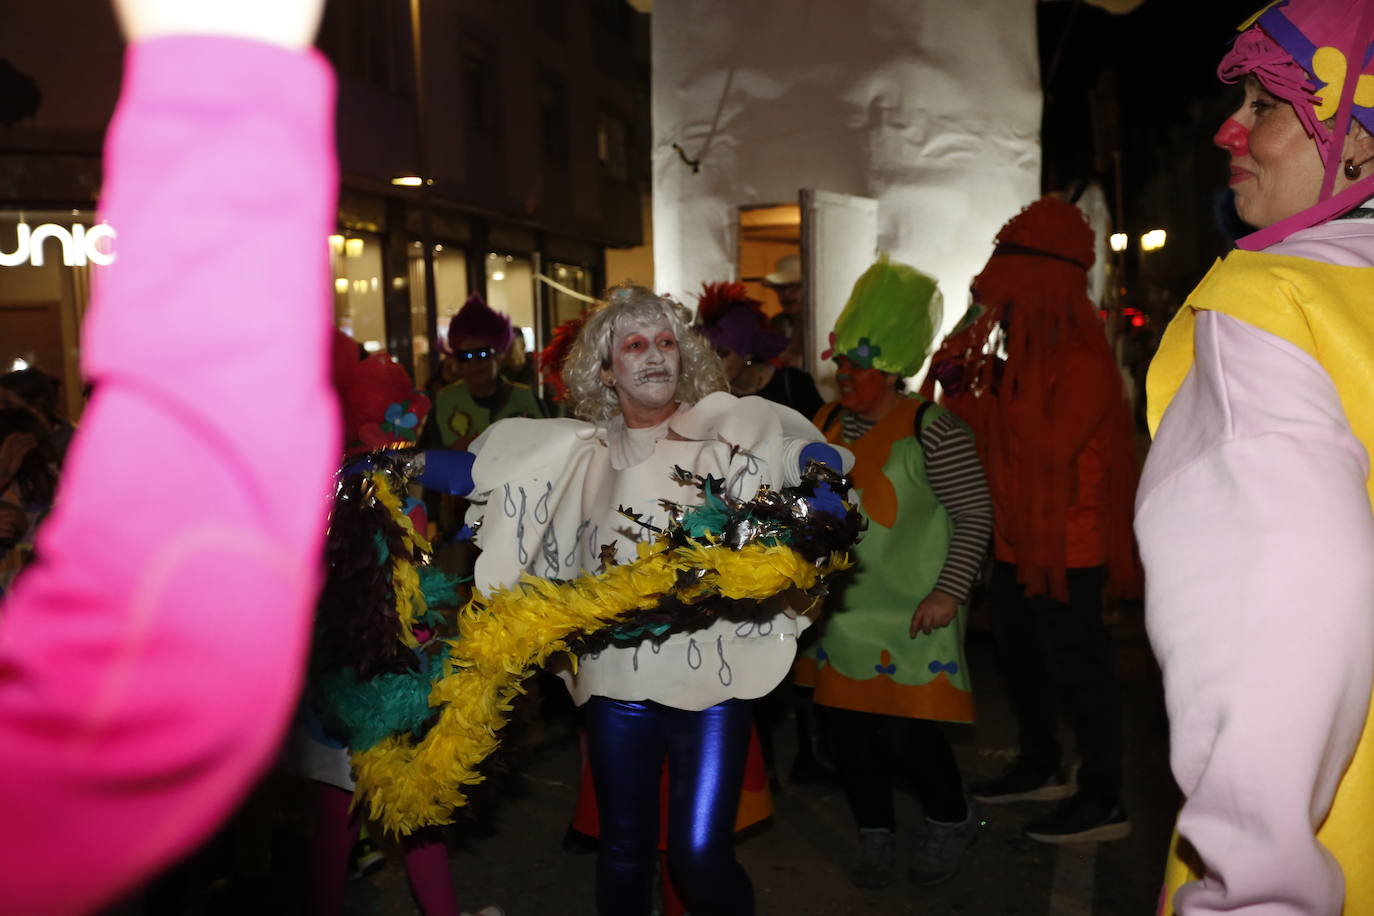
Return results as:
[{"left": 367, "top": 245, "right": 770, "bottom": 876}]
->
[{"left": 583, "top": 697, "right": 755, "bottom": 916}]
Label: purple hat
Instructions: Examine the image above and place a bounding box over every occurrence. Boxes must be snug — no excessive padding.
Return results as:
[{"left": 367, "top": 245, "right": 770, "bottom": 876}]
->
[
  {"left": 447, "top": 293, "right": 514, "bottom": 353},
  {"left": 700, "top": 304, "right": 789, "bottom": 361}
]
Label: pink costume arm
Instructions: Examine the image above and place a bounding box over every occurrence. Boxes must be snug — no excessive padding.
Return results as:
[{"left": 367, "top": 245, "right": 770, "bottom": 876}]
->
[
  {"left": 1138, "top": 311, "right": 1374, "bottom": 914},
  {"left": 0, "top": 37, "right": 337, "bottom": 916}
]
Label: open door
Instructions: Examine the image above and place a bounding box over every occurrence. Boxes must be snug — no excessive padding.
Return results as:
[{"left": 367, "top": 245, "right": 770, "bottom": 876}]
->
[
  {"left": 737, "top": 202, "right": 801, "bottom": 316},
  {"left": 801, "top": 189, "right": 878, "bottom": 401}
]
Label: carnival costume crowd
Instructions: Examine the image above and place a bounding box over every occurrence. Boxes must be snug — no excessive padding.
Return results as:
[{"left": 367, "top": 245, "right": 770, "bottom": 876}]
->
[{"left": 3, "top": 0, "right": 1374, "bottom": 914}]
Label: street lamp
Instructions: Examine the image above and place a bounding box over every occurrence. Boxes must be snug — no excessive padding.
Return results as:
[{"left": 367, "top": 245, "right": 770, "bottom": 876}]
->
[
  {"left": 1109, "top": 232, "right": 1128, "bottom": 252},
  {"left": 1140, "top": 229, "right": 1167, "bottom": 251}
]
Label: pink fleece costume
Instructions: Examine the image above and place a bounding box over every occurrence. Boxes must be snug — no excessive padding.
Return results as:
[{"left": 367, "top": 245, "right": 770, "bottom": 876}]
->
[
  {"left": 0, "top": 36, "right": 338, "bottom": 916},
  {"left": 1138, "top": 217, "right": 1374, "bottom": 914}
]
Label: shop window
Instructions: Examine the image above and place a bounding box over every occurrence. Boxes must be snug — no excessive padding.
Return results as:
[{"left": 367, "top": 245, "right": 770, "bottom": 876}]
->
[
  {"left": 486, "top": 251, "right": 535, "bottom": 354},
  {"left": 0, "top": 210, "right": 102, "bottom": 421},
  {"left": 408, "top": 242, "right": 470, "bottom": 390},
  {"left": 329, "top": 231, "right": 387, "bottom": 356},
  {"left": 545, "top": 261, "right": 593, "bottom": 330}
]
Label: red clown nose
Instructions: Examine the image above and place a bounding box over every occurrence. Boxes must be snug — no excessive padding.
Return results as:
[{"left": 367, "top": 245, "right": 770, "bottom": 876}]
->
[{"left": 1213, "top": 117, "right": 1250, "bottom": 156}]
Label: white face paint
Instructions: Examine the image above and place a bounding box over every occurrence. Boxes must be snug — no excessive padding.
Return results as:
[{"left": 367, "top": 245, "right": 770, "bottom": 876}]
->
[{"left": 608, "top": 313, "right": 680, "bottom": 423}]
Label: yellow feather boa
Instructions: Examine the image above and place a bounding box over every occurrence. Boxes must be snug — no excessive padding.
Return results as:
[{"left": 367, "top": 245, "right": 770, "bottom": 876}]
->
[
  {"left": 367, "top": 469, "right": 431, "bottom": 648},
  {"left": 351, "top": 537, "right": 851, "bottom": 835}
]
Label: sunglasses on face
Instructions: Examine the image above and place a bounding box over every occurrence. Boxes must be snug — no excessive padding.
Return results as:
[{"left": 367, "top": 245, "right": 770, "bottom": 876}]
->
[{"left": 456, "top": 347, "right": 496, "bottom": 362}]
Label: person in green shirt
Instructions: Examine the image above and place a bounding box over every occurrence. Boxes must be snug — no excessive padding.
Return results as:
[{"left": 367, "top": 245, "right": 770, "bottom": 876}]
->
[
  {"left": 428, "top": 294, "right": 544, "bottom": 537},
  {"left": 433, "top": 293, "right": 544, "bottom": 450}
]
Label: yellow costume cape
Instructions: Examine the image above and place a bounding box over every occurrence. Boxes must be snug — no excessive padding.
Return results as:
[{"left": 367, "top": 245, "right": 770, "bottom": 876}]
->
[{"left": 1147, "top": 250, "right": 1374, "bottom": 914}]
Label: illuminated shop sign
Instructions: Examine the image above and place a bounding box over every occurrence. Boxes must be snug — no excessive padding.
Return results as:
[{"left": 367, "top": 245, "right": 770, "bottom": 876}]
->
[{"left": 0, "top": 223, "right": 117, "bottom": 268}]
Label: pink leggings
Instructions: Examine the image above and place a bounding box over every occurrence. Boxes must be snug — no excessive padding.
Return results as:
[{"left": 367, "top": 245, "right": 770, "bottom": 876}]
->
[{"left": 307, "top": 782, "right": 460, "bottom": 916}]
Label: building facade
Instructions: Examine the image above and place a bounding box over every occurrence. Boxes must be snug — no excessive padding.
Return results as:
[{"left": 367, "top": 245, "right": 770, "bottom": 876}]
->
[{"left": 0, "top": 0, "right": 649, "bottom": 414}]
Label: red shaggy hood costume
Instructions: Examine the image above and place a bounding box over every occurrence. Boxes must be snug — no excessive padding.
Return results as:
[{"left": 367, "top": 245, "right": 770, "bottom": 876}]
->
[
  {"left": 925, "top": 196, "right": 1140, "bottom": 601},
  {"left": 331, "top": 330, "right": 431, "bottom": 456}
]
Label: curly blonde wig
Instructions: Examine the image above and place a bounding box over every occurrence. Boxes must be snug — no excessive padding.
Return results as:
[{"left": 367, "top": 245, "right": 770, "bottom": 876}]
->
[{"left": 564, "top": 284, "right": 728, "bottom": 422}]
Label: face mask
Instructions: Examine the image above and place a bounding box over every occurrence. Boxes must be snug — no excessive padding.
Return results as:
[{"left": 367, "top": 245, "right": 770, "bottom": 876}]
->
[{"left": 609, "top": 315, "right": 681, "bottom": 413}]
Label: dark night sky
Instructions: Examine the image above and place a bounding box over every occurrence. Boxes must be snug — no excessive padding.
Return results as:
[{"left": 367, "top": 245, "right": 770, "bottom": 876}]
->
[{"left": 1039, "top": 0, "right": 1261, "bottom": 207}]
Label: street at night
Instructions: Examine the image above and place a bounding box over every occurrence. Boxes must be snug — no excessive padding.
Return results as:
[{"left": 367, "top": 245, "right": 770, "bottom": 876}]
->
[
  {"left": 7, "top": 1, "right": 1374, "bottom": 914},
  {"left": 104, "top": 611, "right": 1174, "bottom": 916}
]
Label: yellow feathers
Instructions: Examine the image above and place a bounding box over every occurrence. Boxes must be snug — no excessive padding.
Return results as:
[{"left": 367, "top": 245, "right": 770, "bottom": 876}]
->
[
  {"left": 370, "top": 470, "right": 432, "bottom": 648},
  {"left": 350, "top": 535, "right": 850, "bottom": 836},
  {"left": 679, "top": 541, "right": 843, "bottom": 599}
]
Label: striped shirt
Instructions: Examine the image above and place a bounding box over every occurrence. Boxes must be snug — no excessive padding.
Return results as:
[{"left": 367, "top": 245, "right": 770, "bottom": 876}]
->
[
  {"left": 842, "top": 411, "right": 878, "bottom": 442},
  {"left": 918, "top": 411, "right": 993, "bottom": 603},
  {"left": 836, "top": 406, "right": 993, "bottom": 603}
]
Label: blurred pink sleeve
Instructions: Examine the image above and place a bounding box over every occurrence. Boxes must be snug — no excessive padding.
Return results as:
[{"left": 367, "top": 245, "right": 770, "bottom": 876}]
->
[
  {"left": 0, "top": 36, "right": 339, "bottom": 915},
  {"left": 1139, "top": 311, "right": 1374, "bottom": 914}
]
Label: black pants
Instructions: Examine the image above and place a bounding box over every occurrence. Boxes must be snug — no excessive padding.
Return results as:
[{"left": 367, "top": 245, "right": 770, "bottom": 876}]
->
[
  {"left": 987, "top": 561, "right": 1123, "bottom": 804},
  {"left": 826, "top": 706, "right": 967, "bottom": 828}
]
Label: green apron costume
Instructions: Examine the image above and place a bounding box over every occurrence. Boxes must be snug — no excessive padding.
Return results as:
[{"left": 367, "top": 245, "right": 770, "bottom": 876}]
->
[
  {"left": 801, "top": 398, "right": 974, "bottom": 722},
  {"left": 797, "top": 254, "right": 974, "bottom": 723}
]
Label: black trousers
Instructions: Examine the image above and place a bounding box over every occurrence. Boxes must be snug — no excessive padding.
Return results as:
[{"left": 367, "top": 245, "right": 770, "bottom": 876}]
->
[
  {"left": 826, "top": 706, "right": 968, "bottom": 829},
  {"left": 987, "top": 561, "right": 1123, "bottom": 804}
]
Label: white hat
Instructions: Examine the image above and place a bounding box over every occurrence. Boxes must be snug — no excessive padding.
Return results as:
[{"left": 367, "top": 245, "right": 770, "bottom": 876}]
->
[{"left": 763, "top": 253, "right": 801, "bottom": 286}]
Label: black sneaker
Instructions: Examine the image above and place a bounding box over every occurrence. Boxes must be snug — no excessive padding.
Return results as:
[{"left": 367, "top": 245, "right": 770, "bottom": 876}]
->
[
  {"left": 1023, "top": 795, "right": 1132, "bottom": 844},
  {"left": 969, "top": 762, "right": 1074, "bottom": 804},
  {"left": 907, "top": 803, "right": 980, "bottom": 886},
  {"left": 847, "top": 828, "right": 896, "bottom": 889}
]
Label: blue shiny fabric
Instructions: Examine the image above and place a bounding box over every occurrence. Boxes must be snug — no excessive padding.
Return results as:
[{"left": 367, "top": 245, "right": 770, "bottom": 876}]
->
[{"left": 584, "top": 697, "right": 755, "bottom": 916}]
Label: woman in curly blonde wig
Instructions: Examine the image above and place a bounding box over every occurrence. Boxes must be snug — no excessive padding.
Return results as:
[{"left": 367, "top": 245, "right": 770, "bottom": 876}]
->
[
  {"left": 463, "top": 280, "right": 848, "bottom": 915},
  {"left": 562, "top": 284, "right": 727, "bottom": 422}
]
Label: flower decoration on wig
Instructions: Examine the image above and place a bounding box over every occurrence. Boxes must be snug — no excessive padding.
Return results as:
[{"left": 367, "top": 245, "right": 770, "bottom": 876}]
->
[
  {"left": 446, "top": 292, "right": 515, "bottom": 353},
  {"left": 1219, "top": 0, "right": 1374, "bottom": 247},
  {"left": 333, "top": 330, "right": 432, "bottom": 456}
]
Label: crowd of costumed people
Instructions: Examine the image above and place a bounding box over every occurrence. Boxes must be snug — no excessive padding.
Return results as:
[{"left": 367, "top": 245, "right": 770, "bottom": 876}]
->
[{"left": 9, "top": 2, "right": 1374, "bottom": 916}]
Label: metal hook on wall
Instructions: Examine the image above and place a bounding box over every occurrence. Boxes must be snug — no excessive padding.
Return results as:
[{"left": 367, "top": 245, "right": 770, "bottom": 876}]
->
[{"left": 672, "top": 143, "right": 701, "bottom": 173}]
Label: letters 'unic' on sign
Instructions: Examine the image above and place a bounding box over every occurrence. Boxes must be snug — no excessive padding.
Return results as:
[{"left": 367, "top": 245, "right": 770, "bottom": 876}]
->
[{"left": 0, "top": 223, "right": 117, "bottom": 268}]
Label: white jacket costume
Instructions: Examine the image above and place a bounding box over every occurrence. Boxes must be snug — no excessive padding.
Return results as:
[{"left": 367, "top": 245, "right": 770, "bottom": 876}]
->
[{"left": 467, "top": 391, "right": 849, "bottom": 711}]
